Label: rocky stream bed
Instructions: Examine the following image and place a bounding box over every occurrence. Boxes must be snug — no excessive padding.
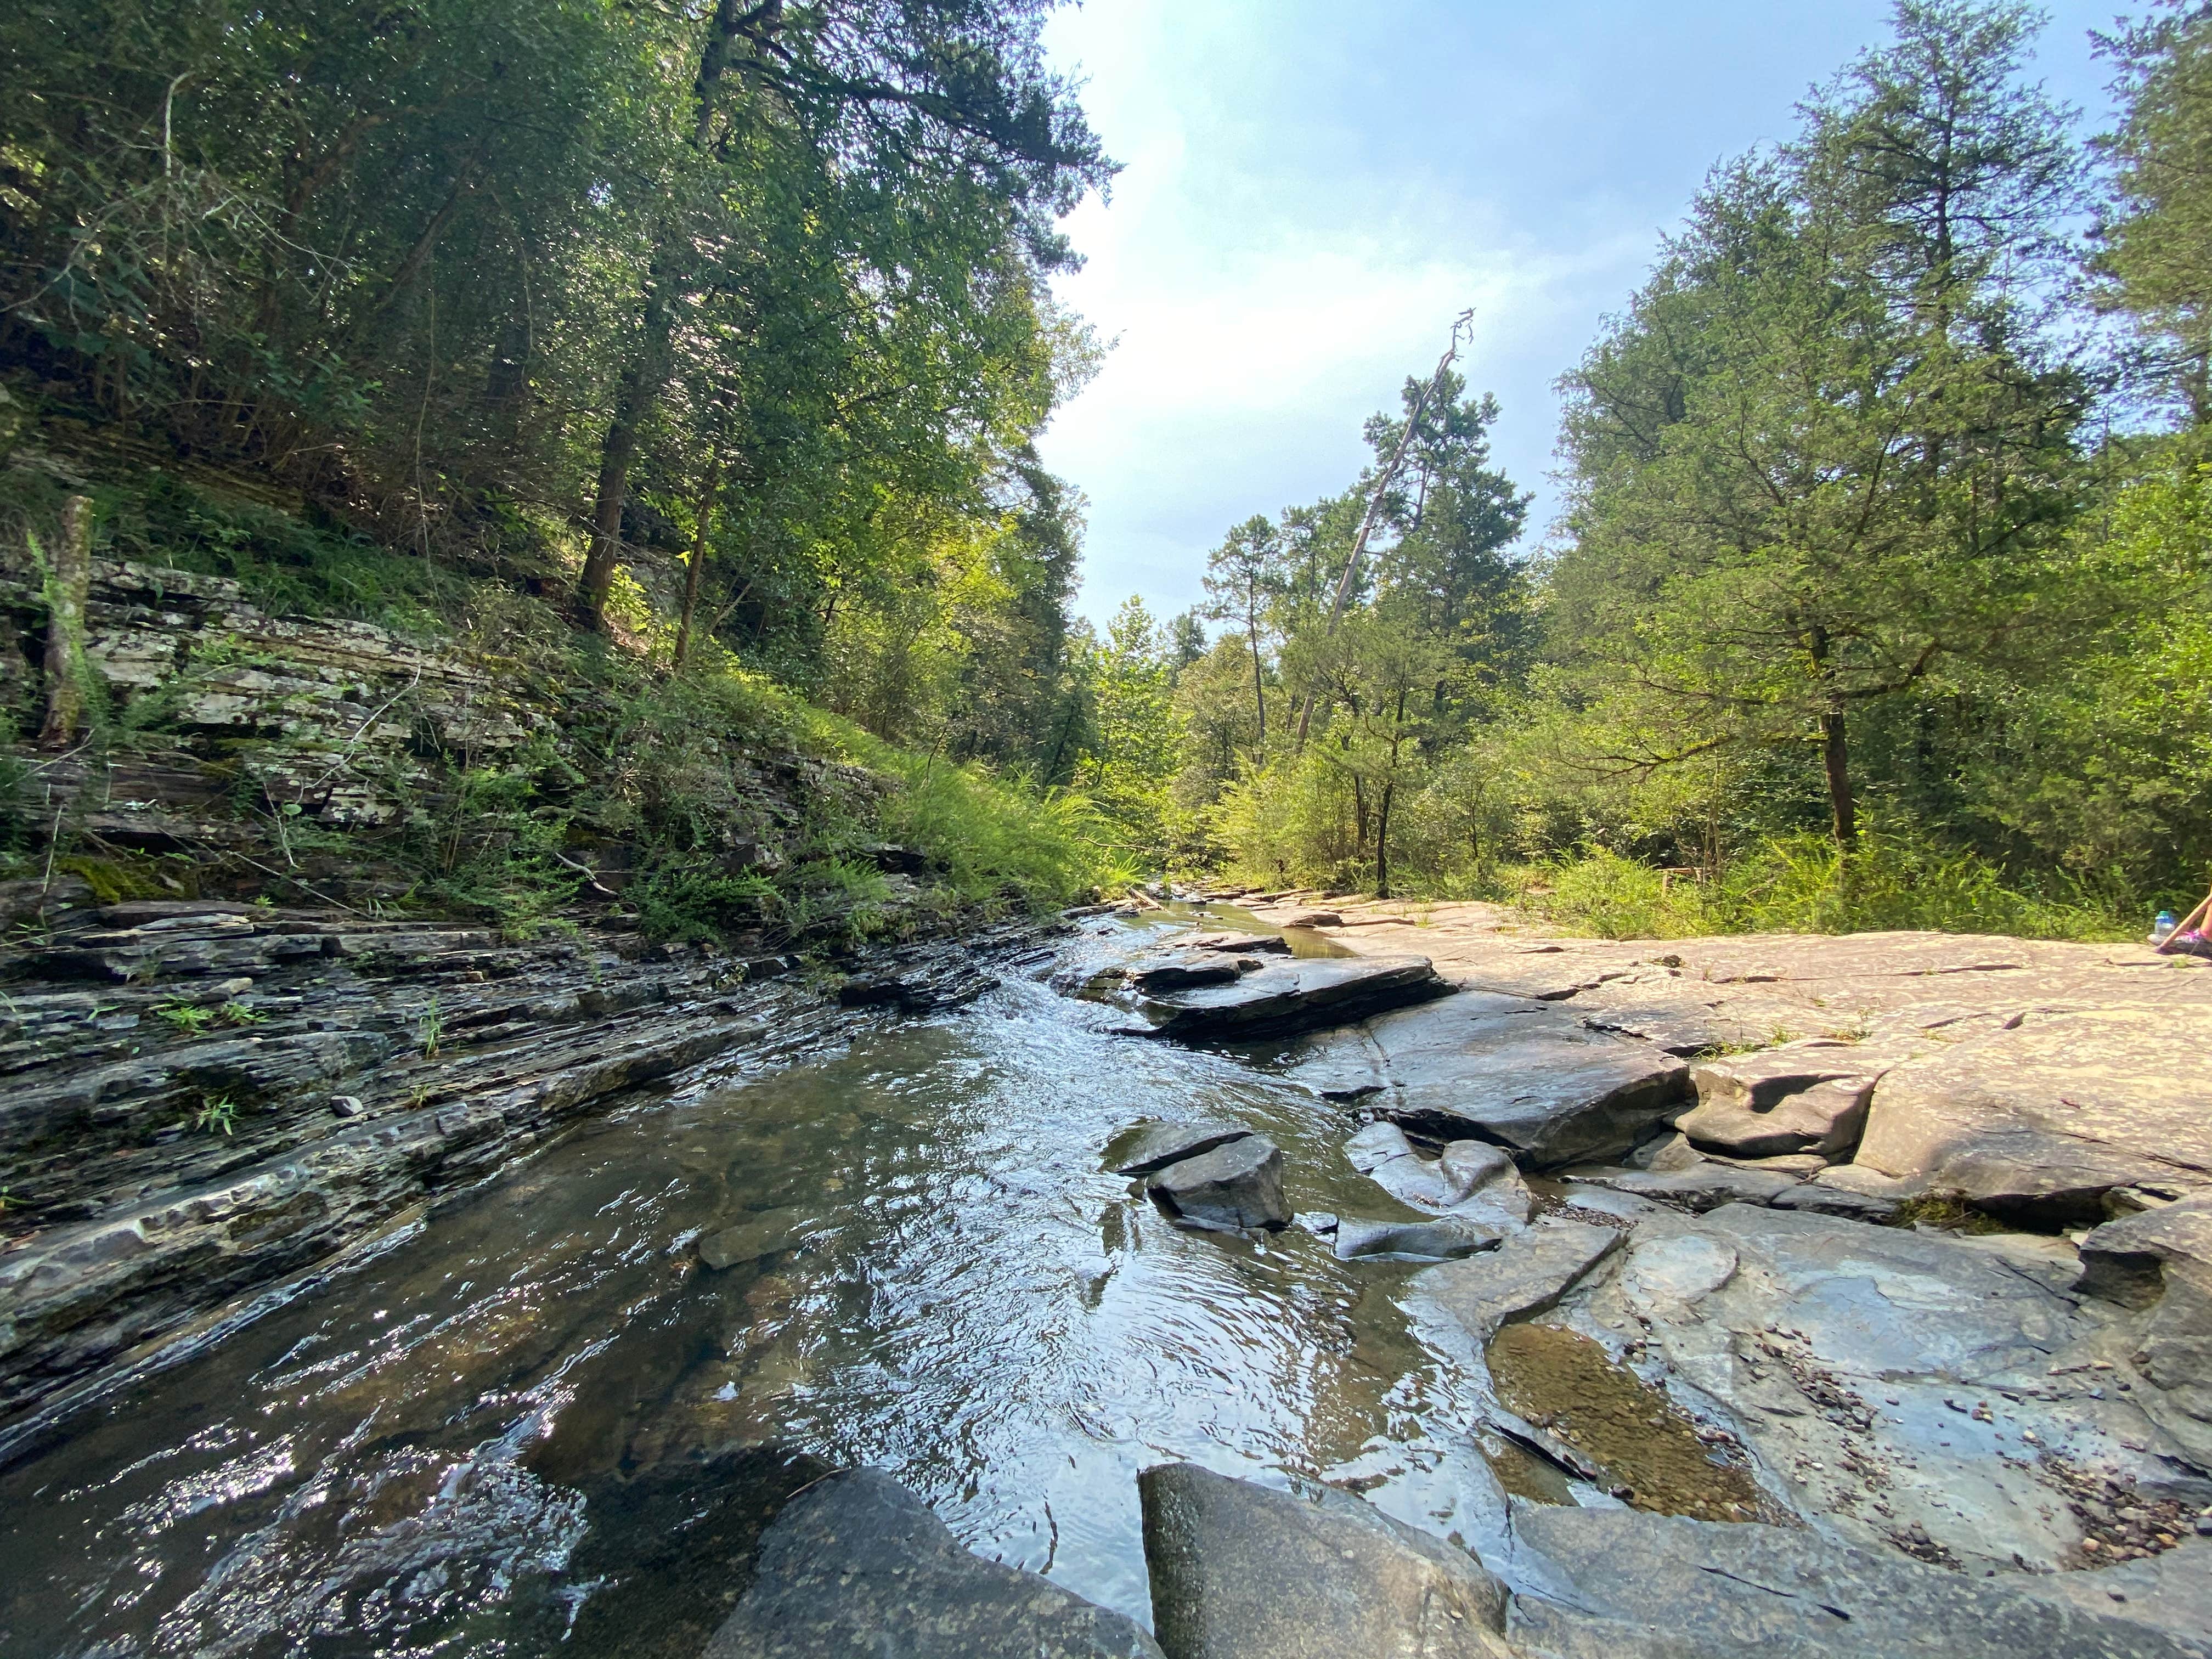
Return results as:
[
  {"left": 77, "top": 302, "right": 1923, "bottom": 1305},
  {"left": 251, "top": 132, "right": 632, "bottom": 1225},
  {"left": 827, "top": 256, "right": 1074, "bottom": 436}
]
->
[{"left": 2, "top": 892, "right": 2210, "bottom": 1657}]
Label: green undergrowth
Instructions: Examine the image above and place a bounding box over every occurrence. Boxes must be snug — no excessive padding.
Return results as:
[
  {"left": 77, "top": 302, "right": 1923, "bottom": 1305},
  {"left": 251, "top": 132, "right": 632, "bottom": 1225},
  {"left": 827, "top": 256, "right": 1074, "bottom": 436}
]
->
[
  {"left": 1, "top": 470, "right": 1128, "bottom": 941},
  {"left": 1494, "top": 834, "right": 2147, "bottom": 943}
]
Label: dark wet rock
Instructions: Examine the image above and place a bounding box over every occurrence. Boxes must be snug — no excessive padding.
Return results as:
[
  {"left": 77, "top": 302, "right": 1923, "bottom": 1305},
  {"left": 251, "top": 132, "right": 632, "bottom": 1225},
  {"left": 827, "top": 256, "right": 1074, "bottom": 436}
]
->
[
  {"left": 1414, "top": 1218, "right": 1625, "bottom": 1344},
  {"left": 1678, "top": 1041, "right": 1881, "bottom": 1159},
  {"left": 705, "top": 1466, "right": 1163, "bottom": 1659},
  {"left": 1132, "top": 956, "right": 1449, "bottom": 1043},
  {"left": 697, "top": 1206, "right": 816, "bottom": 1269},
  {"left": 1503, "top": 1503, "right": 2204, "bottom": 1659},
  {"left": 1334, "top": 1216, "right": 1504, "bottom": 1261},
  {"left": 1130, "top": 956, "right": 1245, "bottom": 993},
  {"left": 1565, "top": 1164, "right": 1803, "bottom": 1212},
  {"left": 1178, "top": 931, "right": 1292, "bottom": 956},
  {"left": 1137, "top": 1462, "right": 1516, "bottom": 1659},
  {"left": 1310, "top": 993, "right": 1688, "bottom": 1168},
  {"left": 1278, "top": 910, "right": 1345, "bottom": 928},
  {"left": 1147, "top": 1136, "right": 1289, "bottom": 1231},
  {"left": 1857, "top": 1007, "right": 2212, "bottom": 1224},
  {"left": 1108, "top": 1120, "right": 1255, "bottom": 1177}
]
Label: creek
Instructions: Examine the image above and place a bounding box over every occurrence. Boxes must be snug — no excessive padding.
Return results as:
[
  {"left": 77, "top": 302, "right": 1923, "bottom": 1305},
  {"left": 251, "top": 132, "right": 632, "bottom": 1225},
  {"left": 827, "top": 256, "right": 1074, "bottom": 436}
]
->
[{"left": 0, "top": 914, "right": 1554, "bottom": 1657}]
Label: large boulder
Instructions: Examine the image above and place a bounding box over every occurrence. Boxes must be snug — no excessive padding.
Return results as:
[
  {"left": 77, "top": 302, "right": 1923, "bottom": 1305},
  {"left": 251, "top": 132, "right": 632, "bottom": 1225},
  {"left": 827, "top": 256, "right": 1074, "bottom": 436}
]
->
[
  {"left": 1677, "top": 1041, "right": 1881, "bottom": 1160},
  {"left": 1503, "top": 1503, "right": 2203, "bottom": 1659},
  {"left": 1132, "top": 956, "right": 1449, "bottom": 1043},
  {"left": 1347, "top": 994, "right": 1689, "bottom": 1167},
  {"left": 704, "top": 1466, "right": 1164, "bottom": 1659},
  {"left": 1855, "top": 1006, "right": 2212, "bottom": 1223},
  {"left": 1147, "top": 1136, "right": 1289, "bottom": 1231},
  {"left": 1137, "top": 1462, "right": 1516, "bottom": 1659}
]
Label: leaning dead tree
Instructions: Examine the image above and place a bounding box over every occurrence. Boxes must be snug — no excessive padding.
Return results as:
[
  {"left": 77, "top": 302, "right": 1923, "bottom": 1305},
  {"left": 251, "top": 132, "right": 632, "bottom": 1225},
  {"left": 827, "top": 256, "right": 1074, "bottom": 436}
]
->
[{"left": 1295, "top": 309, "right": 1476, "bottom": 746}]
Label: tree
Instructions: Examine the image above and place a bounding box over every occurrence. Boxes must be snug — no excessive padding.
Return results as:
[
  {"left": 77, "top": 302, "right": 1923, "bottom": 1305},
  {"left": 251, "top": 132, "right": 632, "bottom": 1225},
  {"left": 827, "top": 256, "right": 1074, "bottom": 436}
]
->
[
  {"left": 2095, "top": 2, "right": 2212, "bottom": 420},
  {"left": 1554, "top": 1, "right": 2092, "bottom": 845},
  {"left": 1203, "top": 514, "right": 1280, "bottom": 753}
]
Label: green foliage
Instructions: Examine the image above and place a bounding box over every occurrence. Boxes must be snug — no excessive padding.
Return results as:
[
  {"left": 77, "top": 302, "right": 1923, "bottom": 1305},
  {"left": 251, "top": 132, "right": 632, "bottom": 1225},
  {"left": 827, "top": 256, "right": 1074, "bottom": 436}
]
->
[
  {"left": 191, "top": 1097, "right": 238, "bottom": 1137},
  {"left": 1511, "top": 834, "right": 2140, "bottom": 943},
  {"left": 153, "top": 1001, "right": 215, "bottom": 1036}
]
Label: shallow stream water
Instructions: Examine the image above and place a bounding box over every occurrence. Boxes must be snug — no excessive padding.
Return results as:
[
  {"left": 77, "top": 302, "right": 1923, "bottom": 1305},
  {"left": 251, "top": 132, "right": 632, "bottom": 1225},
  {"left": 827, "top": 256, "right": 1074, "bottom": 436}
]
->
[{"left": 0, "top": 915, "right": 1548, "bottom": 1657}]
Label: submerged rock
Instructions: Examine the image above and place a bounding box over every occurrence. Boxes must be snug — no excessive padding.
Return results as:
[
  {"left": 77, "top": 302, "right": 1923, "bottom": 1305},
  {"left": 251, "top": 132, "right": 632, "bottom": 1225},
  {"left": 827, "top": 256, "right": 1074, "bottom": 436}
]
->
[
  {"left": 1131, "top": 956, "right": 1449, "bottom": 1043},
  {"left": 1504, "top": 1503, "right": 2204, "bottom": 1659},
  {"left": 705, "top": 1466, "right": 1163, "bottom": 1658},
  {"left": 697, "top": 1206, "right": 816, "bottom": 1270},
  {"left": 1108, "top": 1120, "right": 1255, "bottom": 1177},
  {"left": 1137, "top": 1462, "right": 1516, "bottom": 1659},
  {"left": 1346, "top": 1122, "right": 1532, "bottom": 1228},
  {"left": 1147, "top": 1136, "right": 1289, "bottom": 1231}
]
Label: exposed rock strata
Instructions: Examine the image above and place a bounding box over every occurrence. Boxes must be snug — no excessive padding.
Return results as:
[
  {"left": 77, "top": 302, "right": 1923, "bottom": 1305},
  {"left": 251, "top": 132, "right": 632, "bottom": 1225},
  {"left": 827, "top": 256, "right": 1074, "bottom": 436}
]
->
[{"left": 0, "top": 891, "right": 1037, "bottom": 1433}]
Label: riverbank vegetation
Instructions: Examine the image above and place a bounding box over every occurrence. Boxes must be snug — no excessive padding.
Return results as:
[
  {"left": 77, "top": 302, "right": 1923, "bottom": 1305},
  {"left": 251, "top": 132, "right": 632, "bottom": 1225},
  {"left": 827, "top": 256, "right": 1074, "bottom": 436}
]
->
[
  {"left": 1111, "top": 0, "right": 2212, "bottom": 939},
  {"left": 0, "top": 0, "right": 1132, "bottom": 927},
  {"left": 13, "top": 1, "right": 2212, "bottom": 943}
]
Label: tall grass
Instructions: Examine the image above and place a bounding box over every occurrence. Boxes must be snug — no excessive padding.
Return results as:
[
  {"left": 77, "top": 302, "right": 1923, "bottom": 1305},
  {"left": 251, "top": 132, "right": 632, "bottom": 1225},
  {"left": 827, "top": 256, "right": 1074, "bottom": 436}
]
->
[
  {"left": 790, "top": 704, "right": 1134, "bottom": 907},
  {"left": 1506, "top": 834, "right": 2146, "bottom": 942}
]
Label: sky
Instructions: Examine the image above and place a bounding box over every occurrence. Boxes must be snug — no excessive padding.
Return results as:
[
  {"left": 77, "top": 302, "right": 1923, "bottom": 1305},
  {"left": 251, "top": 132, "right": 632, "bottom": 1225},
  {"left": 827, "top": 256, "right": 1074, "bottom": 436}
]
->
[{"left": 1032, "top": 0, "right": 2129, "bottom": 629}]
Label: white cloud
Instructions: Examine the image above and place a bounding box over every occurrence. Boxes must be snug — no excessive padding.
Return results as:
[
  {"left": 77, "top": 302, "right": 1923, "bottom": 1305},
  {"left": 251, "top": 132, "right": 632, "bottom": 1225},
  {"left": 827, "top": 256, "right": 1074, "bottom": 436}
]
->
[{"left": 1033, "top": 0, "right": 2119, "bottom": 626}]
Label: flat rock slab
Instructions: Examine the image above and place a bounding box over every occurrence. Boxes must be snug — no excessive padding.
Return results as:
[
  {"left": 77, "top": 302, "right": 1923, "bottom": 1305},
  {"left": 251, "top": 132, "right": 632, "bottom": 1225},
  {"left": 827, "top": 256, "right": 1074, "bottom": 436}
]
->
[
  {"left": 1360, "top": 994, "right": 1690, "bottom": 1167},
  {"left": 2027, "top": 1536, "right": 2212, "bottom": 1651},
  {"left": 1177, "top": 930, "right": 1292, "bottom": 955},
  {"left": 1130, "top": 956, "right": 1247, "bottom": 993},
  {"left": 1414, "top": 1218, "right": 1626, "bottom": 1344},
  {"left": 1856, "top": 1005, "right": 2212, "bottom": 1223},
  {"left": 1504, "top": 1504, "right": 2204, "bottom": 1659},
  {"left": 1334, "top": 1215, "right": 1505, "bottom": 1261},
  {"left": 697, "top": 1205, "right": 816, "bottom": 1269},
  {"left": 1137, "top": 1462, "right": 1516, "bottom": 1659},
  {"left": 1576, "top": 1205, "right": 2207, "bottom": 1572},
  {"left": 706, "top": 1466, "right": 1163, "bottom": 1659},
  {"left": 1147, "top": 1136, "right": 1289, "bottom": 1231},
  {"left": 1565, "top": 1164, "right": 1804, "bottom": 1212},
  {"left": 1134, "top": 956, "right": 1448, "bottom": 1043},
  {"left": 1108, "top": 1120, "right": 1254, "bottom": 1177}
]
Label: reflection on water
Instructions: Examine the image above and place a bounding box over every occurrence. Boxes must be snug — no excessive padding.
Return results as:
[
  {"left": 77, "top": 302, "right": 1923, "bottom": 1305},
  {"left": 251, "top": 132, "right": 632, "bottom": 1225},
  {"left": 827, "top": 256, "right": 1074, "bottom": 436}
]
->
[{"left": 0, "top": 920, "right": 1504, "bottom": 1657}]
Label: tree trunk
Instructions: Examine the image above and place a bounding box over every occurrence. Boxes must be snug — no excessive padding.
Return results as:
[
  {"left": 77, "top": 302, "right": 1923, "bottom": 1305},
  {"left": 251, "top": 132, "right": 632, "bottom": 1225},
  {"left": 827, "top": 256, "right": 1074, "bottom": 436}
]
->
[
  {"left": 575, "top": 275, "right": 674, "bottom": 629},
  {"left": 1822, "top": 703, "right": 1856, "bottom": 846},
  {"left": 674, "top": 449, "right": 723, "bottom": 668},
  {"left": 1374, "top": 779, "right": 1395, "bottom": 899},
  {"left": 575, "top": 0, "right": 765, "bottom": 633},
  {"left": 1247, "top": 615, "right": 1266, "bottom": 754},
  {"left": 38, "top": 496, "right": 94, "bottom": 747}
]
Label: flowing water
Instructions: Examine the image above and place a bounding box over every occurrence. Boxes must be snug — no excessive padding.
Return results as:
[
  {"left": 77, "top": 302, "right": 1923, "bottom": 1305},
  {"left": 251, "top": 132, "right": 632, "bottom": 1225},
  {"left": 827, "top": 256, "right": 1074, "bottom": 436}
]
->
[{"left": 0, "top": 916, "right": 1543, "bottom": 1657}]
